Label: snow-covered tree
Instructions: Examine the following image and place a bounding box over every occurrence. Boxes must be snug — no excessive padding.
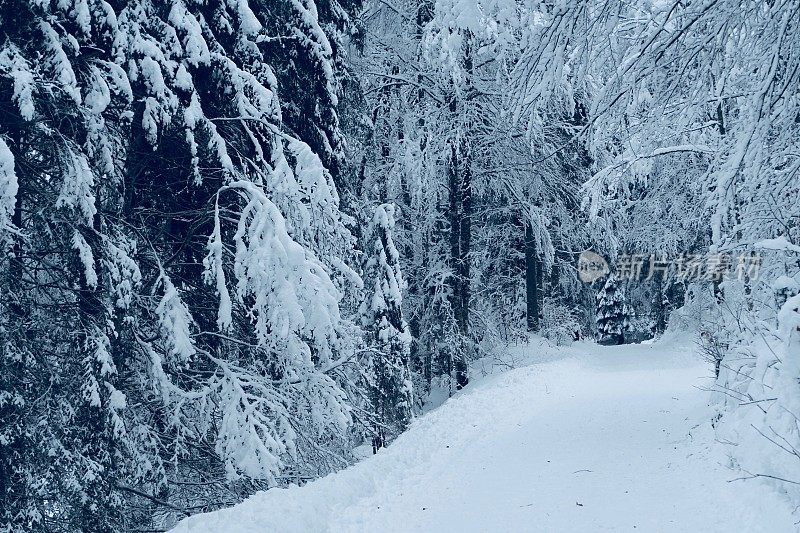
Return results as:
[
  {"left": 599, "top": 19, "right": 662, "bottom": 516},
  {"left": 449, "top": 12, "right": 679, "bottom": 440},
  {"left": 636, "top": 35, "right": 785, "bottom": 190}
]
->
[
  {"left": 595, "top": 274, "right": 630, "bottom": 346},
  {"left": 361, "top": 203, "right": 413, "bottom": 447},
  {"left": 352, "top": 0, "right": 601, "bottom": 399},
  {"left": 0, "top": 0, "right": 365, "bottom": 529}
]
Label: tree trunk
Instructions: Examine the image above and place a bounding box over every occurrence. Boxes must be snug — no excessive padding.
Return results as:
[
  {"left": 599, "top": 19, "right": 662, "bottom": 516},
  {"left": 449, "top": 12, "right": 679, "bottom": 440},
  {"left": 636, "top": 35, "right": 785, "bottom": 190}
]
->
[
  {"left": 446, "top": 33, "right": 473, "bottom": 391},
  {"left": 712, "top": 101, "right": 726, "bottom": 305},
  {"left": 653, "top": 279, "right": 669, "bottom": 335},
  {"left": 455, "top": 128, "right": 471, "bottom": 390},
  {"left": 525, "top": 221, "right": 541, "bottom": 332},
  {"left": 74, "top": 192, "right": 119, "bottom": 530},
  {"left": 447, "top": 139, "right": 469, "bottom": 390}
]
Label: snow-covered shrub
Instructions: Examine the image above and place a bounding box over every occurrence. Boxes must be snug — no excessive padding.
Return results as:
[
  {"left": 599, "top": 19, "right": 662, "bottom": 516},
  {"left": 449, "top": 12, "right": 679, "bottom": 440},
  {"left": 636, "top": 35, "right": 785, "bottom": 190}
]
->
[
  {"left": 624, "top": 313, "right": 655, "bottom": 344},
  {"left": 541, "top": 299, "right": 581, "bottom": 345},
  {"left": 709, "top": 247, "right": 800, "bottom": 499},
  {"left": 711, "top": 292, "right": 800, "bottom": 500}
]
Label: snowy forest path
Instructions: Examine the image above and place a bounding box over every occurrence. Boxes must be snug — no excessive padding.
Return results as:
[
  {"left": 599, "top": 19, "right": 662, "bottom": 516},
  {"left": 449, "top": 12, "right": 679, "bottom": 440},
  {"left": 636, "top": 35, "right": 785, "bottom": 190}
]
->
[{"left": 173, "top": 339, "right": 797, "bottom": 532}]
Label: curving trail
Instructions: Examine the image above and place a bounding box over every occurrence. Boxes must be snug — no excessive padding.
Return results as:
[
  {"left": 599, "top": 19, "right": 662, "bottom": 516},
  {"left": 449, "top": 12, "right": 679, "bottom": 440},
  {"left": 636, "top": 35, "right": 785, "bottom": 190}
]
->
[{"left": 173, "top": 339, "right": 797, "bottom": 533}]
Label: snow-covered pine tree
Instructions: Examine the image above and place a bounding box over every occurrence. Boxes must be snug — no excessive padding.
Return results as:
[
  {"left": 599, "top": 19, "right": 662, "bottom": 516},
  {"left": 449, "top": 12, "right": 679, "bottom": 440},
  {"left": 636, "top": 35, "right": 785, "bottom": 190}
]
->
[
  {"left": 110, "top": 0, "right": 365, "bottom": 524},
  {"left": 0, "top": 0, "right": 366, "bottom": 528},
  {"left": 261, "top": 0, "right": 362, "bottom": 192},
  {"left": 0, "top": 0, "right": 131, "bottom": 528},
  {"left": 595, "top": 274, "right": 630, "bottom": 346},
  {"left": 0, "top": 138, "right": 27, "bottom": 530},
  {"left": 361, "top": 204, "right": 413, "bottom": 449}
]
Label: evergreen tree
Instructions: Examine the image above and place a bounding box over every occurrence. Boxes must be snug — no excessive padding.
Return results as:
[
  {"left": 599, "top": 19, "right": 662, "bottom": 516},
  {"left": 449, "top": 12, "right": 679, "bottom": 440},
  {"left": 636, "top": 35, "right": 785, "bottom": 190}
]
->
[
  {"left": 0, "top": 0, "right": 365, "bottom": 528},
  {"left": 361, "top": 203, "right": 413, "bottom": 450},
  {"left": 260, "top": 0, "right": 362, "bottom": 192},
  {"left": 595, "top": 274, "right": 630, "bottom": 346}
]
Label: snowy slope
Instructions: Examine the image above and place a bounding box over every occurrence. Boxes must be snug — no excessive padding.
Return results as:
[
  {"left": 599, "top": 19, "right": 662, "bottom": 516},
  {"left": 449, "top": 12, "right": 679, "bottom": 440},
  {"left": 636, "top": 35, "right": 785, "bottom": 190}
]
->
[{"left": 171, "top": 339, "right": 797, "bottom": 532}]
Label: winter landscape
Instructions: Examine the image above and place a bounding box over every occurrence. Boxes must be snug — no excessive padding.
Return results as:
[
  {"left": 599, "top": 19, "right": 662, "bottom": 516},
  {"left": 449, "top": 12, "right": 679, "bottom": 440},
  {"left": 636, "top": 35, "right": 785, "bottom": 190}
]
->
[{"left": 1, "top": 0, "right": 799, "bottom": 531}]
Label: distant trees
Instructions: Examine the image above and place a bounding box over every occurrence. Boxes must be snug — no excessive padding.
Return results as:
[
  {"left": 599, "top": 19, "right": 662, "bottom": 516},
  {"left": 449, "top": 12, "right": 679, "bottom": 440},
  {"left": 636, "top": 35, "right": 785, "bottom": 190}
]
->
[{"left": 354, "top": 0, "right": 597, "bottom": 401}]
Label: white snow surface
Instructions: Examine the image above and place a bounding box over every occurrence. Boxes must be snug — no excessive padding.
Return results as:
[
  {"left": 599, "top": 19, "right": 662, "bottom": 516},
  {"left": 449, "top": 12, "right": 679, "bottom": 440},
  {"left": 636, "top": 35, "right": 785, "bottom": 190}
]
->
[{"left": 172, "top": 337, "right": 797, "bottom": 532}]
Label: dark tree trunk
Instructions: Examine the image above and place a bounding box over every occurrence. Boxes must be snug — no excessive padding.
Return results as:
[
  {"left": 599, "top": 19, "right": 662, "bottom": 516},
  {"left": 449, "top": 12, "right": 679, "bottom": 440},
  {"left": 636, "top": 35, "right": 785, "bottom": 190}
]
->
[
  {"left": 712, "top": 101, "right": 726, "bottom": 305},
  {"left": 454, "top": 131, "right": 471, "bottom": 390},
  {"left": 74, "top": 193, "right": 119, "bottom": 530},
  {"left": 524, "top": 221, "right": 542, "bottom": 332},
  {"left": 445, "top": 34, "right": 473, "bottom": 391},
  {"left": 447, "top": 140, "right": 469, "bottom": 390},
  {"left": 653, "top": 279, "right": 669, "bottom": 335}
]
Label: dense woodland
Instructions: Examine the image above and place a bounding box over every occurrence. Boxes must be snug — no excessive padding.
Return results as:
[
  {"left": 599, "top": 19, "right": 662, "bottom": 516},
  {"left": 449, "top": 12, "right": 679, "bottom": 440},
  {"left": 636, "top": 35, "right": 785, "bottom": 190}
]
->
[{"left": 0, "top": 0, "right": 798, "bottom": 530}]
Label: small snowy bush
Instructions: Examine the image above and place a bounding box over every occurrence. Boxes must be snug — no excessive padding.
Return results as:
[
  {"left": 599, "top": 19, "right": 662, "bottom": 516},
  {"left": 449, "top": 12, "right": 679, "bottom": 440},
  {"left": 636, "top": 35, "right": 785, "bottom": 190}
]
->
[{"left": 541, "top": 300, "right": 581, "bottom": 346}]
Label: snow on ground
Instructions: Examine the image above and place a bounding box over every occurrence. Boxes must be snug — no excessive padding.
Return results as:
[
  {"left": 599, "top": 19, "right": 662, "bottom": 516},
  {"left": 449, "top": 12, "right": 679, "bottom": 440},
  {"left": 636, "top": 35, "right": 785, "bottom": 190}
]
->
[{"left": 172, "top": 337, "right": 798, "bottom": 532}]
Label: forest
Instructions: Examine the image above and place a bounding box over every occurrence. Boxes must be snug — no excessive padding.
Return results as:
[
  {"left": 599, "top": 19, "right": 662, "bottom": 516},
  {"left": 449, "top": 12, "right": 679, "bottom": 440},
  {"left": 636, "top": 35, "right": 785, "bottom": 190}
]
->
[{"left": 0, "top": 0, "right": 798, "bottom": 531}]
